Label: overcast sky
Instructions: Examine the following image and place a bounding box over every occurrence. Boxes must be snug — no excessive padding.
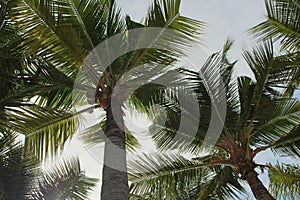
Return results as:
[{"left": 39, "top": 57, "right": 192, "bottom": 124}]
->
[{"left": 61, "top": 1, "right": 283, "bottom": 199}]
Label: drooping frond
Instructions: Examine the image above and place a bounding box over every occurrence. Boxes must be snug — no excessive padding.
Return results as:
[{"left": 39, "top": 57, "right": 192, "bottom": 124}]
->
[
  {"left": 23, "top": 56, "right": 86, "bottom": 110},
  {"left": 129, "top": 153, "right": 210, "bottom": 199},
  {"left": 0, "top": 133, "right": 97, "bottom": 200},
  {"left": 268, "top": 163, "right": 300, "bottom": 200},
  {"left": 1, "top": 105, "right": 80, "bottom": 160},
  {"left": 31, "top": 157, "right": 98, "bottom": 200},
  {"left": 0, "top": 56, "right": 81, "bottom": 161},
  {"left": 195, "top": 166, "right": 245, "bottom": 200},
  {"left": 0, "top": 48, "right": 85, "bottom": 161},
  {"left": 0, "top": 132, "right": 39, "bottom": 200},
  {"left": 128, "top": 153, "right": 245, "bottom": 200}
]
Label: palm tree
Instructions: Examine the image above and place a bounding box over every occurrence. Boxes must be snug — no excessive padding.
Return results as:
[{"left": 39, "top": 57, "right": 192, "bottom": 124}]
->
[
  {"left": 128, "top": 40, "right": 300, "bottom": 200},
  {"left": 0, "top": 132, "right": 97, "bottom": 200},
  {"left": 6, "top": 0, "right": 204, "bottom": 199}
]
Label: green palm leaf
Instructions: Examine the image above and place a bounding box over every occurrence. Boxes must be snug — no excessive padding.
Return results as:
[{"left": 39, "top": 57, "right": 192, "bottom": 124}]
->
[
  {"left": 250, "top": 0, "right": 300, "bottom": 51},
  {"left": 251, "top": 98, "right": 300, "bottom": 148},
  {"left": 143, "top": 43, "right": 235, "bottom": 154},
  {"left": 129, "top": 153, "right": 244, "bottom": 200},
  {"left": 0, "top": 132, "right": 39, "bottom": 200},
  {"left": 31, "top": 157, "right": 98, "bottom": 200},
  {"left": 3, "top": 105, "right": 80, "bottom": 160},
  {"left": 122, "top": 0, "right": 204, "bottom": 73},
  {"left": 129, "top": 153, "right": 209, "bottom": 199},
  {"left": 79, "top": 118, "right": 140, "bottom": 152},
  {"left": 0, "top": 133, "right": 97, "bottom": 200},
  {"left": 196, "top": 166, "right": 245, "bottom": 200},
  {"left": 9, "top": 0, "right": 84, "bottom": 77},
  {"left": 265, "top": 125, "right": 300, "bottom": 157},
  {"left": 268, "top": 163, "right": 300, "bottom": 200}
]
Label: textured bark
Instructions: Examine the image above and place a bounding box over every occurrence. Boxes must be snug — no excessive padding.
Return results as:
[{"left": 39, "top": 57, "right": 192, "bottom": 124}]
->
[
  {"left": 101, "top": 104, "right": 129, "bottom": 200},
  {"left": 243, "top": 168, "right": 275, "bottom": 200}
]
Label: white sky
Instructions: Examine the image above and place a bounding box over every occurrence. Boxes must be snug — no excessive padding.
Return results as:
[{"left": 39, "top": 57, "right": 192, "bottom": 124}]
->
[{"left": 59, "top": 1, "right": 299, "bottom": 199}]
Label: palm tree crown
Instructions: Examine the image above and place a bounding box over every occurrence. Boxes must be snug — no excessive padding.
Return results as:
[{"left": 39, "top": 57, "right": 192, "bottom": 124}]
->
[{"left": 129, "top": 39, "right": 300, "bottom": 200}]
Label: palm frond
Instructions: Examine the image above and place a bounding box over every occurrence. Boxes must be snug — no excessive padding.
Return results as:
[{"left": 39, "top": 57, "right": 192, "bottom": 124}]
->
[
  {"left": 24, "top": 56, "right": 87, "bottom": 110},
  {"left": 0, "top": 105, "right": 81, "bottom": 160},
  {"left": 0, "top": 7, "right": 19, "bottom": 48},
  {"left": 64, "top": 0, "right": 125, "bottom": 48},
  {"left": 251, "top": 98, "right": 300, "bottom": 150},
  {"left": 118, "top": 0, "right": 204, "bottom": 76},
  {"left": 268, "top": 125, "right": 300, "bottom": 157},
  {"left": 0, "top": 62, "right": 82, "bottom": 161},
  {"left": 268, "top": 163, "right": 300, "bottom": 200},
  {"left": 250, "top": 0, "right": 300, "bottom": 51},
  {"left": 8, "top": 0, "right": 83, "bottom": 77},
  {"left": 196, "top": 166, "right": 245, "bottom": 200},
  {"left": 79, "top": 118, "right": 140, "bottom": 152},
  {"left": 144, "top": 50, "right": 233, "bottom": 154},
  {"left": 22, "top": 106, "right": 84, "bottom": 160},
  {"left": 0, "top": 133, "right": 97, "bottom": 200},
  {"left": 129, "top": 153, "right": 208, "bottom": 199},
  {"left": 146, "top": 0, "right": 204, "bottom": 41},
  {"left": 268, "top": 52, "right": 300, "bottom": 96},
  {"left": 239, "top": 42, "right": 288, "bottom": 131},
  {"left": 0, "top": 132, "right": 39, "bottom": 200},
  {"left": 129, "top": 153, "right": 245, "bottom": 200},
  {"left": 0, "top": 0, "right": 8, "bottom": 29},
  {"left": 8, "top": 0, "right": 127, "bottom": 80},
  {"left": 242, "top": 42, "right": 274, "bottom": 99},
  {"left": 30, "top": 157, "right": 98, "bottom": 200}
]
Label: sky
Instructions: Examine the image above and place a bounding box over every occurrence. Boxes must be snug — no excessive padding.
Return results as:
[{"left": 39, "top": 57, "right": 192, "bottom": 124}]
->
[{"left": 57, "top": 1, "right": 299, "bottom": 199}]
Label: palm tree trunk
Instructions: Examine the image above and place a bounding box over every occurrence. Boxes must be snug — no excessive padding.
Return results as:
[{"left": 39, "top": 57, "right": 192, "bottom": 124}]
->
[
  {"left": 101, "top": 103, "right": 129, "bottom": 200},
  {"left": 242, "top": 168, "right": 275, "bottom": 200}
]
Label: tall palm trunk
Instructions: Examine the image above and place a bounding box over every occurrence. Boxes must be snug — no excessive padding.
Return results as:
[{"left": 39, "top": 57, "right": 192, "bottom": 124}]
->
[
  {"left": 101, "top": 103, "right": 129, "bottom": 200},
  {"left": 242, "top": 167, "right": 275, "bottom": 200}
]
